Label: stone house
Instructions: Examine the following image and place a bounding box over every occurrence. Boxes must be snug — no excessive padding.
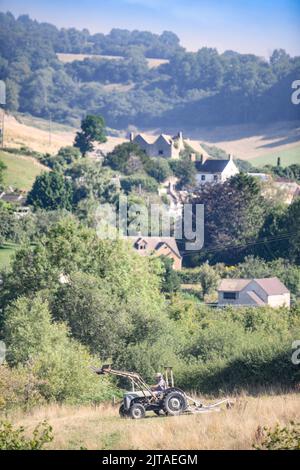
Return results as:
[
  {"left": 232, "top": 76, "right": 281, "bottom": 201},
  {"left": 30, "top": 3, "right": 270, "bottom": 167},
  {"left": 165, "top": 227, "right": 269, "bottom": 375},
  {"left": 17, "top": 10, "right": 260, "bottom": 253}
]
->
[
  {"left": 129, "top": 236, "right": 182, "bottom": 270},
  {"left": 218, "top": 277, "right": 290, "bottom": 308},
  {"left": 130, "top": 132, "right": 184, "bottom": 159}
]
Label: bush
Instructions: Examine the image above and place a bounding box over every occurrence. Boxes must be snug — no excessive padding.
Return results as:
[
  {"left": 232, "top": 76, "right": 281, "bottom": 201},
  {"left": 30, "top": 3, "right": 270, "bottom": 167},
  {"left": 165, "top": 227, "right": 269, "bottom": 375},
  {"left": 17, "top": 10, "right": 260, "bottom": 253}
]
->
[
  {"left": 0, "top": 420, "right": 53, "bottom": 450},
  {"left": 254, "top": 422, "right": 300, "bottom": 450}
]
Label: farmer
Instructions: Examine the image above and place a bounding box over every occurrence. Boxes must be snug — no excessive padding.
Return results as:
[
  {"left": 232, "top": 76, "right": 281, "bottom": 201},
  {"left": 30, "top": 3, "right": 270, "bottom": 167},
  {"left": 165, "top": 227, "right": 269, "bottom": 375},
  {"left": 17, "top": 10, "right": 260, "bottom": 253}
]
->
[{"left": 151, "top": 372, "right": 166, "bottom": 392}]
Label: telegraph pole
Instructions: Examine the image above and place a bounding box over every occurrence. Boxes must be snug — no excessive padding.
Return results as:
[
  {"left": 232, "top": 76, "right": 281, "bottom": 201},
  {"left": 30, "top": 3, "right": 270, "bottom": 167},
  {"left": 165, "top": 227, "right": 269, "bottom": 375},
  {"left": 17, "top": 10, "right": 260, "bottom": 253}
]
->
[{"left": 0, "top": 80, "right": 6, "bottom": 149}]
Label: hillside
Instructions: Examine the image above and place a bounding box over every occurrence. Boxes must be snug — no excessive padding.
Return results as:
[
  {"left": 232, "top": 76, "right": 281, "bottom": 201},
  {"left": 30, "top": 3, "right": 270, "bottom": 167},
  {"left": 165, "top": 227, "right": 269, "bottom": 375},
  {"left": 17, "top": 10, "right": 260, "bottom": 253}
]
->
[
  {"left": 3, "top": 113, "right": 76, "bottom": 155},
  {"left": 0, "top": 150, "right": 49, "bottom": 191},
  {"left": 1, "top": 12, "right": 300, "bottom": 130},
  {"left": 57, "top": 53, "right": 169, "bottom": 69},
  {"left": 10, "top": 394, "right": 300, "bottom": 450}
]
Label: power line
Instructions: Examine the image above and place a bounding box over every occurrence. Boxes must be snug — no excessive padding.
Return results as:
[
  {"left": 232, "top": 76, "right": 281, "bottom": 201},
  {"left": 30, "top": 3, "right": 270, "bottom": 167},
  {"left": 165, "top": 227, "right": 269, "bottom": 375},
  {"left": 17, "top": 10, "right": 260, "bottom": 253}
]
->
[{"left": 180, "top": 231, "right": 296, "bottom": 257}]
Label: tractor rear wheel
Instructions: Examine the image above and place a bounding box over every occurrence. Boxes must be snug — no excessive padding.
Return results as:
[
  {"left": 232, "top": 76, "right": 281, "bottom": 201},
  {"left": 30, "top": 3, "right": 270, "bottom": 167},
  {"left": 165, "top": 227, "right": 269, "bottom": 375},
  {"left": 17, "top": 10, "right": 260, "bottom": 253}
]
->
[
  {"left": 163, "top": 391, "right": 187, "bottom": 416},
  {"left": 129, "top": 403, "right": 146, "bottom": 420}
]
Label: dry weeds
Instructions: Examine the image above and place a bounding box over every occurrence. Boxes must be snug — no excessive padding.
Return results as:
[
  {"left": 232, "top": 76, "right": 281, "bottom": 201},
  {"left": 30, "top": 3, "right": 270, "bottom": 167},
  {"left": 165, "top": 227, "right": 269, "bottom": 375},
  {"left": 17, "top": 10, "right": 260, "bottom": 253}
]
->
[{"left": 7, "top": 392, "right": 300, "bottom": 450}]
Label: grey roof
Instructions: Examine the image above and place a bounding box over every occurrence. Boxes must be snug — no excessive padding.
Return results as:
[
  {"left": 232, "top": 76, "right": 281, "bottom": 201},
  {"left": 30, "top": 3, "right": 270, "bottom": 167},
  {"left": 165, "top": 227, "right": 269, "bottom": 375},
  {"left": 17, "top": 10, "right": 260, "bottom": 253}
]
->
[
  {"left": 195, "top": 159, "right": 230, "bottom": 173},
  {"left": 218, "top": 277, "right": 290, "bottom": 295},
  {"left": 254, "top": 278, "right": 290, "bottom": 295},
  {"left": 218, "top": 279, "right": 251, "bottom": 292},
  {"left": 246, "top": 290, "right": 265, "bottom": 306}
]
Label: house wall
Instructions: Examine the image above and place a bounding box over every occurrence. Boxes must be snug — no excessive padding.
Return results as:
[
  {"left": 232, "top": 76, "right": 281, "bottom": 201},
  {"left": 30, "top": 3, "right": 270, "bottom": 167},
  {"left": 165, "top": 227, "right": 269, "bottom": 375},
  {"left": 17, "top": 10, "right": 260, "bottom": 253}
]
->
[
  {"left": 155, "top": 245, "right": 182, "bottom": 270},
  {"left": 133, "top": 135, "right": 182, "bottom": 159},
  {"left": 268, "top": 293, "right": 290, "bottom": 308},
  {"left": 196, "top": 172, "right": 221, "bottom": 185},
  {"left": 196, "top": 159, "right": 239, "bottom": 186}
]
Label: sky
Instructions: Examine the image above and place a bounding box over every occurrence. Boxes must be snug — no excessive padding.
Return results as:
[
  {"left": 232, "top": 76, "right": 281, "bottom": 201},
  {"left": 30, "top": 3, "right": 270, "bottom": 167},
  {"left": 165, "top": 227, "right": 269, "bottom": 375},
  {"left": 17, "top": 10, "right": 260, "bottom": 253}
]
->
[{"left": 1, "top": 0, "right": 300, "bottom": 57}]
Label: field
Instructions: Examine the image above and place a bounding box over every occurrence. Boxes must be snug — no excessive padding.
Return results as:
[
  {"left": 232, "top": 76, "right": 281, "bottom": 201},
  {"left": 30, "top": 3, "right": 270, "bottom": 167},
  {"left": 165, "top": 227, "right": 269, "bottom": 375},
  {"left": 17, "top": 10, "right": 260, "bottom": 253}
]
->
[
  {"left": 249, "top": 145, "right": 300, "bottom": 168},
  {"left": 177, "top": 120, "right": 300, "bottom": 166},
  {"left": 3, "top": 113, "right": 76, "bottom": 155},
  {"left": 56, "top": 52, "right": 169, "bottom": 69},
  {"left": 0, "top": 243, "right": 17, "bottom": 270},
  {"left": 8, "top": 392, "right": 300, "bottom": 450},
  {"left": 0, "top": 150, "right": 48, "bottom": 191}
]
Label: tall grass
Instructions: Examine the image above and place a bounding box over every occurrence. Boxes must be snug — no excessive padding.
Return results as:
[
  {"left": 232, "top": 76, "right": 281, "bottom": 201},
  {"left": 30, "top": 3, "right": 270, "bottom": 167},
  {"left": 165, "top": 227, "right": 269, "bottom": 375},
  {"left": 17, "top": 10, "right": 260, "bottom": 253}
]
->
[{"left": 7, "top": 392, "right": 300, "bottom": 450}]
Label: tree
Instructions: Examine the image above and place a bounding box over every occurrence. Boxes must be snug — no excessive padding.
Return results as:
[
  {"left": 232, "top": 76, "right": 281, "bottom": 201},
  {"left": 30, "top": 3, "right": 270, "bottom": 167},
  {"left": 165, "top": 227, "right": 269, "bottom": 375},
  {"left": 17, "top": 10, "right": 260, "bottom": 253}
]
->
[
  {"left": 27, "top": 171, "right": 73, "bottom": 211},
  {"left": 74, "top": 115, "right": 107, "bottom": 156},
  {"left": 0, "top": 160, "right": 6, "bottom": 188},
  {"left": 170, "top": 160, "right": 196, "bottom": 188},
  {"left": 159, "top": 256, "right": 181, "bottom": 294},
  {"left": 3, "top": 294, "right": 118, "bottom": 404},
  {"left": 198, "top": 262, "right": 220, "bottom": 298},
  {"left": 146, "top": 158, "right": 171, "bottom": 183}
]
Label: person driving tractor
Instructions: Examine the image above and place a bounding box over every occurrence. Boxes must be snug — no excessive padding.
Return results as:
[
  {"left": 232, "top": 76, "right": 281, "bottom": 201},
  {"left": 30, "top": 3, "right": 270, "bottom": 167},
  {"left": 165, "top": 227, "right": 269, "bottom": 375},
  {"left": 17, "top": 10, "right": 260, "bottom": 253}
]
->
[{"left": 151, "top": 372, "right": 166, "bottom": 392}]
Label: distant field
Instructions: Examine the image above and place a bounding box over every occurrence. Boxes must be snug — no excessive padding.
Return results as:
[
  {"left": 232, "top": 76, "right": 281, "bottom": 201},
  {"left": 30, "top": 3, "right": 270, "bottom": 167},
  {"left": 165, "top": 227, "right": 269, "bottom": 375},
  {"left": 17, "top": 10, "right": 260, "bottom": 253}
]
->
[
  {"left": 56, "top": 52, "right": 169, "bottom": 69},
  {"left": 0, "top": 243, "right": 17, "bottom": 270},
  {"left": 249, "top": 144, "right": 300, "bottom": 168},
  {"left": 0, "top": 150, "right": 48, "bottom": 191}
]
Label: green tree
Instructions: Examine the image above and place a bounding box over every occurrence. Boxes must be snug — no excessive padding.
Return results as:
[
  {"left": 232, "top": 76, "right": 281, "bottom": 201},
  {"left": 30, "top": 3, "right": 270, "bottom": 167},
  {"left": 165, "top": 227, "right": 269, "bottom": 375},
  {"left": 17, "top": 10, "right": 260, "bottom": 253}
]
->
[
  {"left": 159, "top": 256, "right": 181, "bottom": 294},
  {"left": 198, "top": 262, "right": 220, "bottom": 298},
  {"left": 0, "top": 160, "right": 6, "bottom": 188},
  {"left": 74, "top": 115, "right": 107, "bottom": 156},
  {"left": 27, "top": 171, "right": 73, "bottom": 211}
]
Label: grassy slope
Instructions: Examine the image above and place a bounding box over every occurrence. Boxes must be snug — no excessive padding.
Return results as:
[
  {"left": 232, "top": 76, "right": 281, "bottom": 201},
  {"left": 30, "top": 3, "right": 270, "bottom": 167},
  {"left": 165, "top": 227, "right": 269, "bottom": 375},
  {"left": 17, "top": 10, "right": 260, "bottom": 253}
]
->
[
  {"left": 248, "top": 144, "right": 300, "bottom": 168},
  {"left": 10, "top": 393, "right": 300, "bottom": 450},
  {"left": 0, "top": 150, "right": 48, "bottom": 192},
  {"left": 0, "top": 243, "right": 17, "bottom": 270}
]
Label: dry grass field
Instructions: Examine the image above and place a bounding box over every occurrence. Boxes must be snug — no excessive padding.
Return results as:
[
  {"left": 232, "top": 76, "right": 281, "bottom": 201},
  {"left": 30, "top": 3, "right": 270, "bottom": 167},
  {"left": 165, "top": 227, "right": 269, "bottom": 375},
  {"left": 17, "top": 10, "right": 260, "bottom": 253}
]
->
[
  {"left": 8, "top": 393, "right": 300, "bottom": 450},
  {"left": 56, "top": 53, "right": 169, "bottom": 69},
  {"left": 3, "top": 113, "right": 76, "bottom": 155}
]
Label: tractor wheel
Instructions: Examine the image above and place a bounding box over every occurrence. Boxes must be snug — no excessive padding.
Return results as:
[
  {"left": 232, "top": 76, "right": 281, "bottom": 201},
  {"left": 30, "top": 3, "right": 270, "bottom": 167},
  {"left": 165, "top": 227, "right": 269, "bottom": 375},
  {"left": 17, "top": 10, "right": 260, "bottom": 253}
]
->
[
  {"left": 163, "top": 391, "right": 187, "bottom": 416},
  {"left": 129, "top": 403, "right": 146, "bottom": 420},
  {"left": 119, "top": 404, "right": 128, "bottom": 418}
]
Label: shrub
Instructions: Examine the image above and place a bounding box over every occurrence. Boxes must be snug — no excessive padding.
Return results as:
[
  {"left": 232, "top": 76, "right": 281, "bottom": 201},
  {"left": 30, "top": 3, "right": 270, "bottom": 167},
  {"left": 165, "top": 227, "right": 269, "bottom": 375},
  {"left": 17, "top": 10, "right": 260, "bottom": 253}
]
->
[
  {"left": 254, "top": 422, "right": 300, "bottom": 450},
  {"left": 0, "top": 420, "right": 53, "bottom": 450}
]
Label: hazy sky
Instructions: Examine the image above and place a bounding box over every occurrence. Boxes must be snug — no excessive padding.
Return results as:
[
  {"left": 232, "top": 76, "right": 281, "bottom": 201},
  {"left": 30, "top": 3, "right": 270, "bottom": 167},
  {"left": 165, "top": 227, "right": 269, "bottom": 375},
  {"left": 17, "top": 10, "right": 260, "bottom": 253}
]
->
[{"left": 1, "top": 0, "right": 300, "bottom": 57}]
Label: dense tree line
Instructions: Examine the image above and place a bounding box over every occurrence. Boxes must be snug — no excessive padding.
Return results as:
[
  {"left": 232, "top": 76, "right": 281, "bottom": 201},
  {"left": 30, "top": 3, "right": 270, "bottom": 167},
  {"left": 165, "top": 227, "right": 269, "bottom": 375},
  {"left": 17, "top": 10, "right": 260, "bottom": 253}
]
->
[{"left": 0, "top": 12, "right": 299, "bottom": 128}]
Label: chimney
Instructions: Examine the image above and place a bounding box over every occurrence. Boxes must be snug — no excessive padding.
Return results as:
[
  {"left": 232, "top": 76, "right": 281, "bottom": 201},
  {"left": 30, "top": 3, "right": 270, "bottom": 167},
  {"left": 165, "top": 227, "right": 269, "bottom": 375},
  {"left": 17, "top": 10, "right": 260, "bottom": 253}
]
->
[
  {"left": 129, "top": 132, "right": 135, "bottom": 142},
  {"left": 228, "top": 154, "right": 233, "bottom": 161},
  {"left": 178, "top": 131, "right": 183, "bottom": 142},
  {"left": 190, "top": 153, "right": 196, "bottom": 162}
]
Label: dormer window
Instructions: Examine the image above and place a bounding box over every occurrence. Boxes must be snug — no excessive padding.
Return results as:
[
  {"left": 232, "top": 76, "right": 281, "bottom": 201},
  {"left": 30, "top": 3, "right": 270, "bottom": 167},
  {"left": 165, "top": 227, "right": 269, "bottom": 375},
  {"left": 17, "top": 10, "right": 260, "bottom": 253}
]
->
[{"left": 201, "top": 175, "right": 206, "bottom": 181}]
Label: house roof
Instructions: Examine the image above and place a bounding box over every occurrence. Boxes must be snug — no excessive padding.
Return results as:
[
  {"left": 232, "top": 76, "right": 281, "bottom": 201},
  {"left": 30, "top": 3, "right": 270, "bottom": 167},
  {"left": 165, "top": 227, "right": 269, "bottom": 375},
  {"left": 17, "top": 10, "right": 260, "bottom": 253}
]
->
[
  {"left": 218, "top": 279, "right": 251, "bottom": 292},
  {"left": 218, "top": 277, "right": 290, "bottom": 295},
  {"left": 195, "top": 159, "right": 230, "bottom": 173},
  {"left": 246, "top": 291, "right": 266, "bottom": 306},
  {"left": 254, "top": 277, "right": 290, "bottom": 295},
  {"left": 129, "top": 236, "right": 181, "bottom": 259}
]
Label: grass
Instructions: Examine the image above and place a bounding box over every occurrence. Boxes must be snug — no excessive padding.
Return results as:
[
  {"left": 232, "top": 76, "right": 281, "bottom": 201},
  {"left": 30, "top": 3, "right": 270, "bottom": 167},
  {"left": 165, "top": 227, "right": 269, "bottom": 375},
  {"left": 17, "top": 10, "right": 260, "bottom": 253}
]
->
[
  {"left": 8, "top": 392, "right": 300, "bottom": 450},
  {"left": 56, "top": 52, "right": 169, "bottom": 69},
  {"left": 0, "top": 243, "right": 17, "bottom": 270},
  {"left": 249, "top": 144, "right": 300, "bottom": 168},
  {"left": 0, "top": 150, "right": 48, "bottom": 191}
]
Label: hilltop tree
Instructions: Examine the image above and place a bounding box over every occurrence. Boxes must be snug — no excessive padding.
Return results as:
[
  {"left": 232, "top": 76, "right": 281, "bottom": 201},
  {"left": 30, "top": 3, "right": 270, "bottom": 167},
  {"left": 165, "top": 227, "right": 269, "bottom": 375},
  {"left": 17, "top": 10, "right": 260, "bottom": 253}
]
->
[
  {"left": 74, "top": 115, "right": 107, "bottom": 156},
  {"left": 0, "top": 160, "right": 6, "bottom": 188}
]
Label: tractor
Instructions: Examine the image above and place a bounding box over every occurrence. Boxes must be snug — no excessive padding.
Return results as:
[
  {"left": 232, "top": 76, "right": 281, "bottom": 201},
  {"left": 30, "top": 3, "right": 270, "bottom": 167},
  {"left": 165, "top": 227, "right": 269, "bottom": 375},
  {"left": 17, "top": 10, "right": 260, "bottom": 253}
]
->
[{"left": 91, "top": 364, "right": 233, "bottom": 419}]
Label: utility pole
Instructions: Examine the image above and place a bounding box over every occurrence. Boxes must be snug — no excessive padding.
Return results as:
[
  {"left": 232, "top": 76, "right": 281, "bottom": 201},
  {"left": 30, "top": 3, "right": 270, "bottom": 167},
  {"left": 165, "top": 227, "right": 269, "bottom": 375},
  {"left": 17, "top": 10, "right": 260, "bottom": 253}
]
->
[
  {"left": 49, "top": 111, "right": 52, "bottom": 147},
  {"left": 0, "top": 80, "right": 6, "bottom": 149}
]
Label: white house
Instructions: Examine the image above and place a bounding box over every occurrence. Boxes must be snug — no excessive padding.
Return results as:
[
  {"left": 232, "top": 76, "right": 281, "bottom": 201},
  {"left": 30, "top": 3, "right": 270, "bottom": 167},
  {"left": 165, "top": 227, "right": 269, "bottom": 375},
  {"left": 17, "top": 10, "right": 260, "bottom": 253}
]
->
[
  {"left": 195, "top": 155, "right": 239, "bottom": 185},
  {"left": 218, "top": 277, "right": 290, "bottom": 308},
  {"left": 130, "top": 132, "right": 184, "bottom": 159}
]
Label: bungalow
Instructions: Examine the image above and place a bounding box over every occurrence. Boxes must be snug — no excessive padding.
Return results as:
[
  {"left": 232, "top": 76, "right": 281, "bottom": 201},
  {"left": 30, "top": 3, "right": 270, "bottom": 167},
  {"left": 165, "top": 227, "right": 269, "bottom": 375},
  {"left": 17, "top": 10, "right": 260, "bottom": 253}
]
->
[
  {"left": 195, "top": 155, "right": 239, "bottom": 185},
  {"left": 218, "top": 277, "right": 290, "bottom": 308},
  {"left": 129, "top": 236, "right": 182, "bottom": 270}
]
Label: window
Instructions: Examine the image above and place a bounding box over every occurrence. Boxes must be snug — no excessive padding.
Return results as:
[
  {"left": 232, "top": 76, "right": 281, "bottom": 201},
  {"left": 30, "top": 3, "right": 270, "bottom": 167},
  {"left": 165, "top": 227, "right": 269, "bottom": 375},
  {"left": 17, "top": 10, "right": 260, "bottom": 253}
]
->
[
  {"left": 158, "top": 150, "right": 164, "bottom": 156},
  {"left": 214, "top": 174, "right": 218, "bottom": 181},
  {"left": 201, "top": 175, "right": 206, "bottom": 181},
  {"left": 223, "top": 292, "right": 237, "bottom": 300}
]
